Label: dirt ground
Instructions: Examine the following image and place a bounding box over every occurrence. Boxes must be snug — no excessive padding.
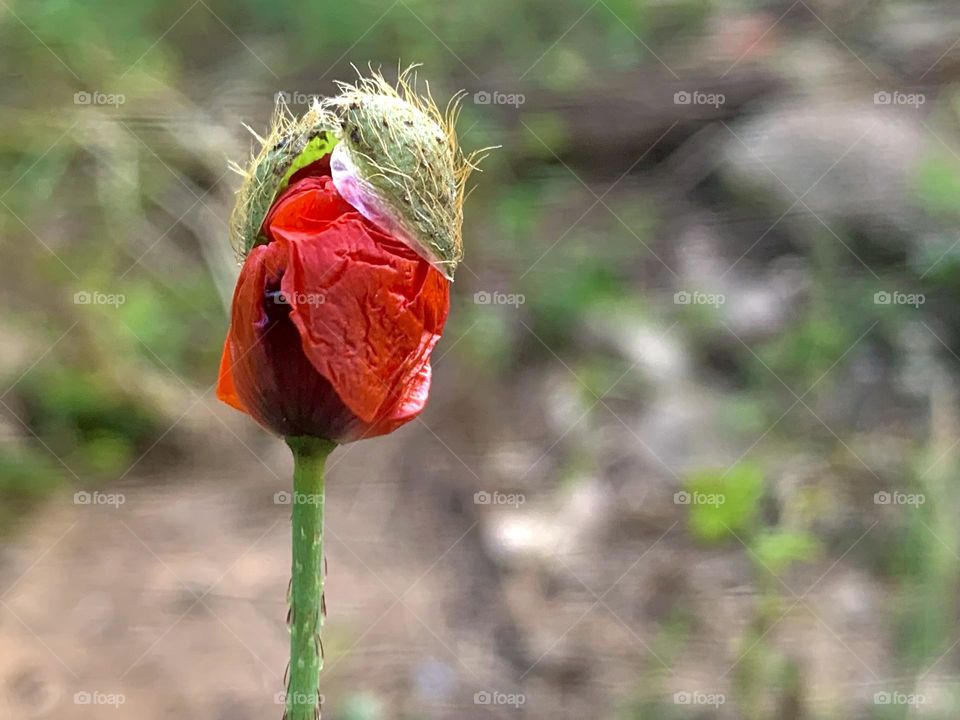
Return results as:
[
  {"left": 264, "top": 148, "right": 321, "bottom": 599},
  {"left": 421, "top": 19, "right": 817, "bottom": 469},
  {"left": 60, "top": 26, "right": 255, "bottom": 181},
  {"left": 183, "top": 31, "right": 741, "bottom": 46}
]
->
[{"left": 0, "top": 394, "right": 905, "bottom": 720}]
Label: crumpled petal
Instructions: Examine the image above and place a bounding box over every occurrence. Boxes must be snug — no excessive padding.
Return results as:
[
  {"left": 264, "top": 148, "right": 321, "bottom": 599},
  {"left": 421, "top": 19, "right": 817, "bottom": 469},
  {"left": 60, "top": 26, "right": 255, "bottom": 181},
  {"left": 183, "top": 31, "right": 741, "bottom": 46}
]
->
[{"left": 216, "top": 168, "right": 450, "bottom": 443}]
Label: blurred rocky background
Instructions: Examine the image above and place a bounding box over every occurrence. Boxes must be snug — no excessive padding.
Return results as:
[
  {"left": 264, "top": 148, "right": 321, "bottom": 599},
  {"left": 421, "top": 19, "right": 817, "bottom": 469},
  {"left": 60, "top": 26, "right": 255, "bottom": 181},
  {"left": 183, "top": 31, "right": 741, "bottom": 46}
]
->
[{"left": 2, "top": 0, "right": 960, "bottom": 718}]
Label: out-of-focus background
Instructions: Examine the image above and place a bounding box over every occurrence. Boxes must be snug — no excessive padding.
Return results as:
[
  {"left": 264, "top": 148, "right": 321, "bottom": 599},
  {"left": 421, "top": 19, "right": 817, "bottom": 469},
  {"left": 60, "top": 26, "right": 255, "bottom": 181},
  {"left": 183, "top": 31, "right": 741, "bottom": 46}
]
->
[{"left": 2, "top": 1, "right": 960, "bottom": 718}]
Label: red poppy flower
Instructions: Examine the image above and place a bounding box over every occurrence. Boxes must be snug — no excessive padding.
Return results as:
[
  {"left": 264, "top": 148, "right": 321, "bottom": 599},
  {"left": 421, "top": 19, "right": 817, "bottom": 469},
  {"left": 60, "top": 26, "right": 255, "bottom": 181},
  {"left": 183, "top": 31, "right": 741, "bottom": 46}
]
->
[{"left": 217, "top": 160, "right": 450, "bottom": 443}]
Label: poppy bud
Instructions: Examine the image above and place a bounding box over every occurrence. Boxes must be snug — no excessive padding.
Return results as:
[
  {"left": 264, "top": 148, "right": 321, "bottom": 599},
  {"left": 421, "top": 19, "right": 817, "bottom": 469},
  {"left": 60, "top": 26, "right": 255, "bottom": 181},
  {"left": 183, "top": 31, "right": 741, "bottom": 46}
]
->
[{"left": 219, "top": 68, "right": 488, "bottom": 443}]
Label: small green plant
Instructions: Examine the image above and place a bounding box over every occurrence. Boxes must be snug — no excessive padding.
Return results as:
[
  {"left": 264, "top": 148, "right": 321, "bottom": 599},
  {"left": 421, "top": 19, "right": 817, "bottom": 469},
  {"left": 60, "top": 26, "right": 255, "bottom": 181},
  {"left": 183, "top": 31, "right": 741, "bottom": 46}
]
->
[
  {"left": 685, "top": 462, "right": 764, "bottom": 542},
  {"left": 679, "top": 462, "right": 820, "bottom": 718}
]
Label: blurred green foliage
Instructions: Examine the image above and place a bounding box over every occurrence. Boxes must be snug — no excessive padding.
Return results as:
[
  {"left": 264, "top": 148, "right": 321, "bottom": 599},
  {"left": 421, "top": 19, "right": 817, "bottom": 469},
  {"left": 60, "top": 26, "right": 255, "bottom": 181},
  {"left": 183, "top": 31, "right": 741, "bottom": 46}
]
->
[
  {"left": 17, "top": 365, "right": 162, "bottom": 477},
  {"left": 752, "top": 530, "right": 821, "bottom": 575},
  {"left": 915, "top": 152, "right": 960, "bottom": 217},
  {"left": 685, "top": 463, "right": 764, "bottom": 542},
  {"left": 0, "top": 448, "right": 63, "bottom": 531}
]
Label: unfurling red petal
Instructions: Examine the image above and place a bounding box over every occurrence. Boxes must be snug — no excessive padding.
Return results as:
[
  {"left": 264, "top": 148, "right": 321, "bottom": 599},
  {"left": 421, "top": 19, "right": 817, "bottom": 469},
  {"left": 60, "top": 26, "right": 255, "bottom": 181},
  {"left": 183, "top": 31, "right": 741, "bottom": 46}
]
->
[{"left": 217, "top": 169, "right": 450, "bottom": 443}]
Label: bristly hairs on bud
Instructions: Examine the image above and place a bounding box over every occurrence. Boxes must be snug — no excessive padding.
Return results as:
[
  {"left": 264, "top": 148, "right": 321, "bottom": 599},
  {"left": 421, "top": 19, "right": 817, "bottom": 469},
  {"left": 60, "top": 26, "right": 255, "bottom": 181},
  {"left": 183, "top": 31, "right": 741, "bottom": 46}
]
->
[
  {"left": 322, "top": 64, "right": 493, "bottom": 278},
  {"left": 227, "top": 98, "right": 338, "bottom": 262},
  {"left": 227, "top": 64, "right": 494, "bottom": 277}
]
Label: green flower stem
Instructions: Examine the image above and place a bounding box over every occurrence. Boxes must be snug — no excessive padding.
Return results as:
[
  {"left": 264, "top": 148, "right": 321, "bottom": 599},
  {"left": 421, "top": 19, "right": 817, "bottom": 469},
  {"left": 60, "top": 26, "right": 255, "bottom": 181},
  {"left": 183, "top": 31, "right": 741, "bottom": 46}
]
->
[{"left": 285, "top": 436, "right": 336, "bottom": 720}]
